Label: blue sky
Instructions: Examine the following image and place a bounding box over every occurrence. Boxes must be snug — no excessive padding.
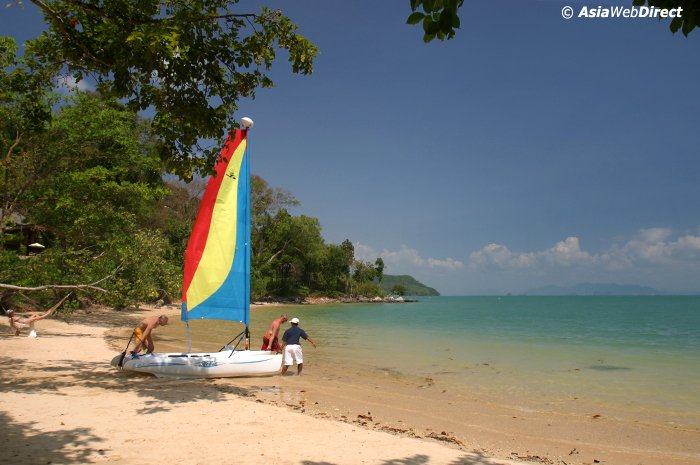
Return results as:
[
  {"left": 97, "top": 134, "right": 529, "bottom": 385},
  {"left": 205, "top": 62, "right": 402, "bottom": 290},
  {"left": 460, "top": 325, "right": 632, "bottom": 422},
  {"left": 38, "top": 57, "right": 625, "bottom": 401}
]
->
[{"left": 3, "top": 1, "right": 700, "bottom": 294}]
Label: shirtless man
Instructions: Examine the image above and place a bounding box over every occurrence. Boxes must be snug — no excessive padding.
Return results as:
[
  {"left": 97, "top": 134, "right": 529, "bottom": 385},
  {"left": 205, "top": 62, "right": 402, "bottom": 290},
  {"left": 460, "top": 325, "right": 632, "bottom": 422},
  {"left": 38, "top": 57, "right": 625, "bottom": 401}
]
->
[
  {"left": 131, "top": 315, "right": 168, "bottom": 355},
  {"left": 261, "top": 314, "right": 287, "bottom": 352},
  {"left": 5, "top": 293, "right": 71, "bottom": 338}
]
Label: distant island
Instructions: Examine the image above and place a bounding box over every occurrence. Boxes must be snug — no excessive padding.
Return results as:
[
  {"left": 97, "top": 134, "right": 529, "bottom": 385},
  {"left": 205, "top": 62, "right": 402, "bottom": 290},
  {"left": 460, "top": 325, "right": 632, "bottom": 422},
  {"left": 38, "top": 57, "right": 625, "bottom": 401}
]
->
[
  {"left": 379, "top": 275, "right": 440, "bottom": 296},
  {"left": 528, "top": 282, "right": 661, "bottom": 296}
]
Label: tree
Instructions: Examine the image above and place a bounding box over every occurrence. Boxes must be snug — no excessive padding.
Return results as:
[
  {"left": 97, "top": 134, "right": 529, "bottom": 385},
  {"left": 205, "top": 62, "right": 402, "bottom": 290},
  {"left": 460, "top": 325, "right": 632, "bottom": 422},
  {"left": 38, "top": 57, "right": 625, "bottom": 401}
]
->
[
  {"left": 406, "top": 0, "right": 698, "bottom": 42},
  {"left": 374, "top": 257, "right": 384, "bottom": 283},
  {"left": 0, "top": 37, "right": 56, "bottom": 248},
  {"left": 19, "top": 0, "right": 318, "bottom": 179},
  {"left": 391, "top": 284, "right": 406, "bottom": 296},
  {"left": 151, "top": 179, "right": 204, "bottom": 261},
  {"left": 26, "top": 93, "right": 166, "bottom": 248},
  {"left": 1, "top": 92, "right": 179, "bottom": 308},
  {"left": 352, "top": 260, "right": 376, "bottom": 283}
]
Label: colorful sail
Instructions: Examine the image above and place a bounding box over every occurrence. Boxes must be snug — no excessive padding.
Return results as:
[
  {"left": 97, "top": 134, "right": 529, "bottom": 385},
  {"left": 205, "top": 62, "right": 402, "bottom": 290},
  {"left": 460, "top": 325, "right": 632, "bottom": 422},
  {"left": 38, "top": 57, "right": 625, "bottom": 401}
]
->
[{"left": 181, "top": 129, "right": 251, "bottom": 324}]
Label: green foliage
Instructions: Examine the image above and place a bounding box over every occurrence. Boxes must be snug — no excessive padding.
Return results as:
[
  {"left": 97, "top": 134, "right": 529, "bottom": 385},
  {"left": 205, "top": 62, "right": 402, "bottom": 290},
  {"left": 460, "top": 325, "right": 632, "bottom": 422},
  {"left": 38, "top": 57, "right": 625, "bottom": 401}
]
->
[
  {"left": 151, "top": 180, "right": 203, "bottom": 261},
  {"left": 632, "top": 1, "right": 699, "bottom": 35},
  {"left": 103, "top": 230, "right": 181, "bottom": 307},
  {"left": 26, "top": 93, "right": 166, "bottom": 247},
  {"left": 352, "top": 260, "right": 378, "bottom": 283},
  {"left": 0, "top": 36, "right": 55, "bottom": 136},
  {"left": 1, "top": 92, "right": 179, "bottom": 308},
  {"left": 407, "top": 0, "right": 698, "bottom": 41},
  {"left": 1, "top": 36, "right": 57, "bottom": 243},
  {"left": 1, "top": 74, "right": 384, "bottom": 307},
  {"left": 374, "top": 257, "right": 384, "bottom": 283},
  {"left": 407, "top": 0, "right": 463, "bottom": 43},
  {"left": 352, "top": 281, "right": 384, "bottom": 298},
  {"left": 391, "top": 284, "right": 407, "bottom": 296},
  {"left": 379, "top": 274, "right": 439, "bottom": 296},
  {"left": 22, "top": 0, "right": 318, "bottom": 179}
]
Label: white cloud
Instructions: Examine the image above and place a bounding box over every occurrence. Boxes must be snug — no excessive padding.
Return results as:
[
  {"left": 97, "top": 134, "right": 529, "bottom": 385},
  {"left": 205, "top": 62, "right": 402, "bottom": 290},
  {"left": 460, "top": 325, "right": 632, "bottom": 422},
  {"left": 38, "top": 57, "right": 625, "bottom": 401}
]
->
[
  {"left": 469, "top": 243, "right": 536, "bottom": 269},
  {"left": 468, "top": 236, "right": 592, "bottom": 270},
  {"left": 355, "top": 227, "right": 700, "bottom": 294},
  {"left": 469, "top": 228, "right": 700, "bottom": 272},
  {"left": 355, "top": 243, "right": 464, "bottom": 272},
  {"left": 602, "top": 228, "right": 700, "bottom": 267}
]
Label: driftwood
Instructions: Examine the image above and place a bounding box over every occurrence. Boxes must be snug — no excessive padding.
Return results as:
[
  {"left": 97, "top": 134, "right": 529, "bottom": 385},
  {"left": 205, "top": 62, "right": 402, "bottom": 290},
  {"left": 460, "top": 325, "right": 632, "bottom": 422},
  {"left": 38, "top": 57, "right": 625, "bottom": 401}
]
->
[
  {"left": 0, "top": 282, "right": 107, "bottom": 293},
  {"left": 0, "top": 267, "right": 120, "bottom": 294}
]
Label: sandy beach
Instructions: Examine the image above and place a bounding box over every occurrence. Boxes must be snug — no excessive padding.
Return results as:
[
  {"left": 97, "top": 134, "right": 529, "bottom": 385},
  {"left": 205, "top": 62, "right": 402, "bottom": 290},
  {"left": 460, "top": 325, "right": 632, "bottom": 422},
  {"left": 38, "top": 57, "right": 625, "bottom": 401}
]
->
[
  {"left": 2, "top": 305, "right": 699, "bottom": 465},
  {"left": 1, "top": 305, "right": 531, "bottom": 465}
]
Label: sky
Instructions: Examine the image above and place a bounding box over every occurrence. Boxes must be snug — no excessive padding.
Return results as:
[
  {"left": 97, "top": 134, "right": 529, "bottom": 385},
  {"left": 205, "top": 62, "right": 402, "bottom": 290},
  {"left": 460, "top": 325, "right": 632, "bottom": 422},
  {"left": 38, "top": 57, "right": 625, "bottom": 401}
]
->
[{"left": 2, "top": 1, "right": 700, "bottom": 294}]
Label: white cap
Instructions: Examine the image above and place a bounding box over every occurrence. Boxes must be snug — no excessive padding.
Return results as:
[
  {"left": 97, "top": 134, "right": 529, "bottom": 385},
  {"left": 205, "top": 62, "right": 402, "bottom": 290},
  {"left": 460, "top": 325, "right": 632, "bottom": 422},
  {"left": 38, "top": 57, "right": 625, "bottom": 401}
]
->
[{"left": 290, "top": 317, "right": 299, "bottom": 324}]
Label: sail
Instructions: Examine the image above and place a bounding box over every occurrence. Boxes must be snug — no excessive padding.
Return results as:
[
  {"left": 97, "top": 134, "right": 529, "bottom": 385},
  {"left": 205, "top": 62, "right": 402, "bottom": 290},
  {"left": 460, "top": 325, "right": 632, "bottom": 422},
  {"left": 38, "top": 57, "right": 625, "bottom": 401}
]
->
[{"left": 181, "top": 129, "right": 251, "bottom": 324}]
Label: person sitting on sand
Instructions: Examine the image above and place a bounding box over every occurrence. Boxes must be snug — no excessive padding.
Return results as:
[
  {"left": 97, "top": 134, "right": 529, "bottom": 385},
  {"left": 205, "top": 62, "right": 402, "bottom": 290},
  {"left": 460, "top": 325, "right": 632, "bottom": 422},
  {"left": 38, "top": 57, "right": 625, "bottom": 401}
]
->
[
  {"left": 262, "top": 314, "right": 287, "bottom": 352},
  {"left": 130, "top": 315, "right": 168, "bottom": 355},
  {"left": 5, "top": 293, "right": 71, "bottom": 338},
  {"left": 281, "top": 317, "right": 316, "bottom": 376}
]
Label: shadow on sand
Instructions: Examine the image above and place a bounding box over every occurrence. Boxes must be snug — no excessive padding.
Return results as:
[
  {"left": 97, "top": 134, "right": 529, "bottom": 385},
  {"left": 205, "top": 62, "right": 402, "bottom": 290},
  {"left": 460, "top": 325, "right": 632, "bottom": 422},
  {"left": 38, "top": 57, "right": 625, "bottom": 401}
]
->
[
  {"left": 301, "top": 452, "right": 512, "bottom": 465},
  {"left": 0, "top": 410, "right": 106, "bottom": 464},
  {"left": 0, "top": 355, "right": 258, "bottom": 415}
]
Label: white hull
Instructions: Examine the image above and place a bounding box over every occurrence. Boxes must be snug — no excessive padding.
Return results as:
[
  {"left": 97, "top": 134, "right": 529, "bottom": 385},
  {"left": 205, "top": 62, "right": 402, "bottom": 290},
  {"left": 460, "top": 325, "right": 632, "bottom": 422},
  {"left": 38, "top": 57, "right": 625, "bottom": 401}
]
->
[{"left": 111, "top": 350, "right": 282, "bottom": 378}]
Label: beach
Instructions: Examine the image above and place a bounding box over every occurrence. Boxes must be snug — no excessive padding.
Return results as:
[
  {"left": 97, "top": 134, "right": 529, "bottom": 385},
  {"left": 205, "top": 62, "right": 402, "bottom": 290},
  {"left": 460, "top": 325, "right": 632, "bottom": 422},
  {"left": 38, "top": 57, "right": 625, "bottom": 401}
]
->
[
  {"left": 2, "top": 299, "right": 699, "bottom": 465},
  {"left": 1, "top": 304, "right": 528, "bottom": 465}
]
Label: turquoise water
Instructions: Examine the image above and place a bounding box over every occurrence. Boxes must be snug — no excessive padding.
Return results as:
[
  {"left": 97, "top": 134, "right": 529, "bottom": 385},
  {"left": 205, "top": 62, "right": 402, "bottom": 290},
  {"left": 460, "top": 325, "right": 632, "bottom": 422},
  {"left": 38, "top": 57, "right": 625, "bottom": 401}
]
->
[
  {"left": 251, "top": 296, "right": 700, "bottom": 416},
  {"left": 177, "top": 296, "right": 700, "bottom": 421}
]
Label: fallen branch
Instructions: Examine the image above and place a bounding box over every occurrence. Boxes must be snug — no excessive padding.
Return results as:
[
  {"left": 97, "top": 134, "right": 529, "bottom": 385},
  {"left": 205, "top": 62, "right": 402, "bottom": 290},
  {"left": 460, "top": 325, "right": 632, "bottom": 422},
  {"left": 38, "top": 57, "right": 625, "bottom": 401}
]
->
[
  {"left": 0, "top": 267, "right": 121, "bottom": 294},
  {"left": 0, "top": 283, "right": 107, "bottom": 293}
]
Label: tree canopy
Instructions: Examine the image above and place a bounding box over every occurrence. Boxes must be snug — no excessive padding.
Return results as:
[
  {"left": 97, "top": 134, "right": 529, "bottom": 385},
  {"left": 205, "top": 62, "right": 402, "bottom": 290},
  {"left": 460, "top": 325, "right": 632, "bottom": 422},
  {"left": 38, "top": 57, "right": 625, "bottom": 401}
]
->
[
  {"left": 0, "top": 86, "right": 386, "bottom": 309},
  {"left": 17, "top": 0, "right": 317, "bottom": 179}
]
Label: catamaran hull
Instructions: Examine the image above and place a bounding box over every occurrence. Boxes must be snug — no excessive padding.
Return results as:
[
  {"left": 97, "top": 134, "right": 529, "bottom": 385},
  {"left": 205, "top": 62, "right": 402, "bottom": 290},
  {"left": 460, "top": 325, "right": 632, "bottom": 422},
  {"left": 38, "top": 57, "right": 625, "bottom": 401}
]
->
[{"left": 110, "top": 350, "right": 282, "bottom": 378}]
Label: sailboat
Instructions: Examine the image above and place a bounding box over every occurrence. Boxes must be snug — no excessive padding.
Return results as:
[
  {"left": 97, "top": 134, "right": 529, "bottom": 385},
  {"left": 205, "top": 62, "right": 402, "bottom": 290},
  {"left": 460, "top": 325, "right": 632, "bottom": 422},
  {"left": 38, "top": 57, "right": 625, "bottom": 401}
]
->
[{"left": 111, "top": 119, "right": 283, "bottom": 378}]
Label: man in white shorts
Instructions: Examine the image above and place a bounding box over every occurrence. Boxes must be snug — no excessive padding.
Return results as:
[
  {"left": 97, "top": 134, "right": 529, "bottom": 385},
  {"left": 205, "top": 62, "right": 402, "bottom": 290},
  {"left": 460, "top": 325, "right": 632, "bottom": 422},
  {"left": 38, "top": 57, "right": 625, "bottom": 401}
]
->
[{"left": 281, "top": 317, "right": 316, "bottom": 375}]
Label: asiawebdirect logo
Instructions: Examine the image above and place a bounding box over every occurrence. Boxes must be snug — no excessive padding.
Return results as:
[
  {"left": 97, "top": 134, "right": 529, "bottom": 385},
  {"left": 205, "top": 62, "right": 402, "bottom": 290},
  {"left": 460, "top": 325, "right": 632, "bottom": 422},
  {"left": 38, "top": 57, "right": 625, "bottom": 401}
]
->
[{"left": 561, "top": 5, "right": 683, "bottom": 20}]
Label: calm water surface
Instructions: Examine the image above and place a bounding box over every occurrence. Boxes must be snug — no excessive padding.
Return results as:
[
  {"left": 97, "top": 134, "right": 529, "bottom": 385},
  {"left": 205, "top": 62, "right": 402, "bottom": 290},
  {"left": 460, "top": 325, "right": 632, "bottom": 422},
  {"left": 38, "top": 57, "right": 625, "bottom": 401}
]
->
[{"left": 162, "top": 296, "right": 700, "bottom": 419}]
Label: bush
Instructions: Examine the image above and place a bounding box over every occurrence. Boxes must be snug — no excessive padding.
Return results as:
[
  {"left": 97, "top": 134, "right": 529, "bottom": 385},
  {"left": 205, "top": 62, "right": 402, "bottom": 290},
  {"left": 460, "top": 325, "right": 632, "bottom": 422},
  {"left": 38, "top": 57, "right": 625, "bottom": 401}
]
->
[{"left": 352, "top": 281, "right": 385, "bottom": 298}]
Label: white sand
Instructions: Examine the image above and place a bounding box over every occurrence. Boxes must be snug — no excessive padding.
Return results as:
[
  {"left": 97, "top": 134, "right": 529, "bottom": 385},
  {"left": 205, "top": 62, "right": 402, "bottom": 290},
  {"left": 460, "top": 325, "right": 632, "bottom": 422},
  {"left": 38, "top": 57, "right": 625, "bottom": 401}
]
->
[{"left": 0, "top": 307, "right": 527, "bottom": 465}]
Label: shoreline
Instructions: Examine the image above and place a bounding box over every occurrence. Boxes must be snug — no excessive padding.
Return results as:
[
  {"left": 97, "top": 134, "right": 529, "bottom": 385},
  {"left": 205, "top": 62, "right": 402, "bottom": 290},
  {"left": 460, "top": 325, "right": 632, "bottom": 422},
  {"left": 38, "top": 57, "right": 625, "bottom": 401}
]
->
[
  {"left": 0, "top": 305, "right": 526, "bottom": 465},
  {"left": 254, "top": 295, "right": 419, "bottom": 305},
  {"left": 3, "top": 304, "right": 699, "bottom": 465}
]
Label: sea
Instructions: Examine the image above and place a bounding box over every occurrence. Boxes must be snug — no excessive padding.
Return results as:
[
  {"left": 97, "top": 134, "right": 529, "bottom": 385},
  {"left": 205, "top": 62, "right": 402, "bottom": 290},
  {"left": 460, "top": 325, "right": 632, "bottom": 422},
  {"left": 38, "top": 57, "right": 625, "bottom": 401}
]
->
[{"left": 160, "top": 296, "right": 700, "bottom": 426}]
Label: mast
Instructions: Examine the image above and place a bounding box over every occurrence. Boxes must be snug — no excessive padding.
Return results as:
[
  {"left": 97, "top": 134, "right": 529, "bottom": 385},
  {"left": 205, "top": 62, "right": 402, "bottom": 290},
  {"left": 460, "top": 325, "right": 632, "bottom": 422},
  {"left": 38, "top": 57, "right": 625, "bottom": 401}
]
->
[{"left": 242, "top": 117, "right": 253, "bottom": 349}]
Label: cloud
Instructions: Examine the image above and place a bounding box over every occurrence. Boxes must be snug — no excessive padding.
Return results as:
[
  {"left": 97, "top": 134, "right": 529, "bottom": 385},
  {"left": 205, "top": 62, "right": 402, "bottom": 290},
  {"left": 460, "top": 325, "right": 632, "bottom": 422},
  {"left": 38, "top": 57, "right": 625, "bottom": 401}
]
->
[
  {"left": 56, "top": 75, "right": 93, "bottom": 92},
  {"left": 469, "top": 228, "right": 700, "bottom": 272},
  {"left": 356, "top": 227, "right": 700, "bottom": 294},
  {"left": 355, "top": 243, "right": 464, "bottom": 272},
  {"left": 602, "top": 228, "right": 700, "bottom": 267}
]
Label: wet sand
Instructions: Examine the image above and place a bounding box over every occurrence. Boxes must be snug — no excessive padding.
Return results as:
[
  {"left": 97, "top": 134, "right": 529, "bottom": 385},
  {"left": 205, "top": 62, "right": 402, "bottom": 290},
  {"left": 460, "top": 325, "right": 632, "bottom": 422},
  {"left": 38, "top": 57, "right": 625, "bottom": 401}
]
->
[
  {"left": 2, "top": 305, "right": 699, "bottom": 465},
  {"left": 0, "top": 305, "right": 526, "bottom": 465},
  {"left": 152, "top": 305, "right": 700, "bottom": 465}
]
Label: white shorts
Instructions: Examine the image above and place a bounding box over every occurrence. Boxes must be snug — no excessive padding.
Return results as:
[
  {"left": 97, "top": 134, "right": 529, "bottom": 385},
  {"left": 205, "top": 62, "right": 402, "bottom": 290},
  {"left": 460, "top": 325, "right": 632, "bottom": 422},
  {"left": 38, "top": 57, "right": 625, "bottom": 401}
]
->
[{"left": 283, "top": 344, "right": 303, "bottom": 366}]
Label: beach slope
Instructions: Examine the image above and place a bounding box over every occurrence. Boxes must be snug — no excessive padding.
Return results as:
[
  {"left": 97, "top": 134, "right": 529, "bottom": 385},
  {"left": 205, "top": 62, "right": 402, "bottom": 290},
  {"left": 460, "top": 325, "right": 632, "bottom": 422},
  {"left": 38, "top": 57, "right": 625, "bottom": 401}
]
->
[{"left": 0, "top": 307, "right": 525, "bottom": 465}]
